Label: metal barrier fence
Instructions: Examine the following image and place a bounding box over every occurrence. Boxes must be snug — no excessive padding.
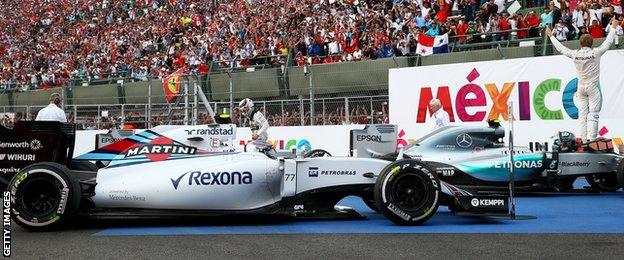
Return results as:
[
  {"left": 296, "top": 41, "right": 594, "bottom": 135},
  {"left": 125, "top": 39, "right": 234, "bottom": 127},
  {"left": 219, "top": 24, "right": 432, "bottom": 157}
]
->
[{"left": 0, "top": 95, "right": 389, "bottom": 129}]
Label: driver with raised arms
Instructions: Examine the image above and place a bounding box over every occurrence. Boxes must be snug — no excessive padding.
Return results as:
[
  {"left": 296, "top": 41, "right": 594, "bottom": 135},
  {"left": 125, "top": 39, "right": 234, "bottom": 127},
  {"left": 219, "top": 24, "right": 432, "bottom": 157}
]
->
[{"left": 546, "top": 18, "right": 619, "bottom": 141}]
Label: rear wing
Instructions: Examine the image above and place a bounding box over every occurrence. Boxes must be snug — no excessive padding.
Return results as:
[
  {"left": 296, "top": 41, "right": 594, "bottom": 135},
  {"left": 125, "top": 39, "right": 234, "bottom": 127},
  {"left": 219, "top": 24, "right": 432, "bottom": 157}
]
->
[
  {"left": 0, "top": 121, "right": 75, "bottom": 187},
  {"left": 349, "top": 124, "right": 397, "bottom": 158}
]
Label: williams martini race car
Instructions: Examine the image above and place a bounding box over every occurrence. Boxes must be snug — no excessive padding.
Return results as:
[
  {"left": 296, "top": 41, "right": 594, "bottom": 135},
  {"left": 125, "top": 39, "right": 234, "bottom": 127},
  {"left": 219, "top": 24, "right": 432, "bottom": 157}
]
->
[
  {"left": 395, "top": 121, "right": 624, "bottom": 193},
  {"left": 8, "top": 123, "right": 509, "bottom": 231}
]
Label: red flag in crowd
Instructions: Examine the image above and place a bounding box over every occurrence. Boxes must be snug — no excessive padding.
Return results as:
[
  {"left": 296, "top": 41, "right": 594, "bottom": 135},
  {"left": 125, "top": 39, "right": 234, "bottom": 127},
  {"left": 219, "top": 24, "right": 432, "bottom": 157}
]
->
[{"left": 162, "top": 68, "right": 185, "bottom": 103}]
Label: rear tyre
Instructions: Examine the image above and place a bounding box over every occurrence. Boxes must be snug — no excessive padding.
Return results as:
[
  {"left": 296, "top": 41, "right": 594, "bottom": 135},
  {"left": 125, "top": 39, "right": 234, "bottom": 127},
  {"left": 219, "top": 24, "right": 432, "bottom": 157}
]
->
[
  {"left": 587, "top": 173, "right": 621, "bottom": 192},
  {"left": 8, "top": 162, "right": 82, "bottom": 231},
  {"left": 617, "top": 159, "right": 624, "bottom": 191},
  {"left": 374, "top": 160, "right": 440, "bottom": 225},
  {"left": 305, "top": 149, "right": 332, "bottom": 158}
]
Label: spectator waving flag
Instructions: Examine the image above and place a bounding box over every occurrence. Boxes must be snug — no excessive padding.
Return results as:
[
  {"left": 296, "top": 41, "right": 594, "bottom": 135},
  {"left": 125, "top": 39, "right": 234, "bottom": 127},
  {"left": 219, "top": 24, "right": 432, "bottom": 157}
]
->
[
  {"left": 416, "top": 33, "right": 449, "bottom": 56},
  {"left": 162, "top": 68, "right": 186, "bottom": 103}
]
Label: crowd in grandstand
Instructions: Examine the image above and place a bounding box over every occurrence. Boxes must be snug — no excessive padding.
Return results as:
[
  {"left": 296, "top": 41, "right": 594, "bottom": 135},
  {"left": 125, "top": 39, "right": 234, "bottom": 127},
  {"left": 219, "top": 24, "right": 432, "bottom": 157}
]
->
[{"left": 1, "top": 0, "right": 622, "bottom": 92}]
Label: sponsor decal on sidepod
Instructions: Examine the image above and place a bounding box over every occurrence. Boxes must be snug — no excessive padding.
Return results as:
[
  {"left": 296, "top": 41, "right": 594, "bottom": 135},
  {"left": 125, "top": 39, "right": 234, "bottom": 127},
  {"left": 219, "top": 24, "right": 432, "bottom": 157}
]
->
[
  {"left": 470, "top": 198, "right": 505, "bottom": 207},
  {"left": 171, "top": 171, "right": 252, "bottom": 189},
  {"left": 308, "top": 167, "right": 356, "bottom": 177}
]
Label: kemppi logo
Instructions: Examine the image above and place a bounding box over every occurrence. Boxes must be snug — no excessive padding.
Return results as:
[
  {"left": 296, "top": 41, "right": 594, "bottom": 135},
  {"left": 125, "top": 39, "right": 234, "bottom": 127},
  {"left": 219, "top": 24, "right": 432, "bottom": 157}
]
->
[{"left": 471, "top": 198, "right": 505, "bottom": 207}]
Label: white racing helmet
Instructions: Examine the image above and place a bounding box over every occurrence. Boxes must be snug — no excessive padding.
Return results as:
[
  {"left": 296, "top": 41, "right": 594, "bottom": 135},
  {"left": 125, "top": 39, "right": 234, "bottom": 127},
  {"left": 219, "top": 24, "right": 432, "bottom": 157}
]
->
[{"left": 238, "top": 98, "right": 254, "bottom": 116}]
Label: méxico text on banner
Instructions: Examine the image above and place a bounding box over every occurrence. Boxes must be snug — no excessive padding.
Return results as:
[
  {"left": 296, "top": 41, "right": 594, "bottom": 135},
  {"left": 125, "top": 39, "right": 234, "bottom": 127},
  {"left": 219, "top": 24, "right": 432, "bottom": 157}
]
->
[{"left": 388, "top": 50, "right": 624, "bottom": 148}]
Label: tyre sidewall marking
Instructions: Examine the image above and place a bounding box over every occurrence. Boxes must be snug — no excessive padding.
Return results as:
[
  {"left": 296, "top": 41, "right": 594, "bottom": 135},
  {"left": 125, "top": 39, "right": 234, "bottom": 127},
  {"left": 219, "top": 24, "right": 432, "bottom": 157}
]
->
[
  {"left": 381, "top": 161, "right": 440, "bottom": 222},
  {"left": 11, "top": 168, "right": 70, "bottom": 227}
]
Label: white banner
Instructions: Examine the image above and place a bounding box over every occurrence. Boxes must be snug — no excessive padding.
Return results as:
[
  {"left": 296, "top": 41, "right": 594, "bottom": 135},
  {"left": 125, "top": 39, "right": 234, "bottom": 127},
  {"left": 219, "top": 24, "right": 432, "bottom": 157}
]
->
[
  {"left": 74, "top": 125, "right": 363, "bottom": 158},
  {"left": 389, "top": 50, "right": 624, "bottom": 148}
]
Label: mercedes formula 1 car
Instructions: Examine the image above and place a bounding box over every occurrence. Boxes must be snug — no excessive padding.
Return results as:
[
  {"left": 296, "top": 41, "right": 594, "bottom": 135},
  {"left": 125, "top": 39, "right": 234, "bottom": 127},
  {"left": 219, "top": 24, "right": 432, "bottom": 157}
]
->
[
  {"left": 396, "top": 122, "right": 624, "bottom": 193},
  {"left": 8, "top": 123, "right": 509, "bottom": 231}
]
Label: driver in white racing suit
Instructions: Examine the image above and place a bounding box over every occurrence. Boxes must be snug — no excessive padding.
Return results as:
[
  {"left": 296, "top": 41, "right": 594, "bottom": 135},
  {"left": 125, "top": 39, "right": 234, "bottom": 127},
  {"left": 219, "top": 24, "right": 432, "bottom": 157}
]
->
[
  {"left": 546, "top": 18, "right": 619, "bottom": 141},
  {"left": 238, "top": 98, "right": 269, "bottom": 141}
]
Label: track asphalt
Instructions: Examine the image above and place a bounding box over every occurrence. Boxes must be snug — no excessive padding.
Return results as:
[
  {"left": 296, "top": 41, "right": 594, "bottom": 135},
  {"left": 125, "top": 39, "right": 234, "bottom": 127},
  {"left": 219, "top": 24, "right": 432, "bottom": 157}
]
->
[{"left": 9, "top": 180, "right": 624, "bottom": 259}]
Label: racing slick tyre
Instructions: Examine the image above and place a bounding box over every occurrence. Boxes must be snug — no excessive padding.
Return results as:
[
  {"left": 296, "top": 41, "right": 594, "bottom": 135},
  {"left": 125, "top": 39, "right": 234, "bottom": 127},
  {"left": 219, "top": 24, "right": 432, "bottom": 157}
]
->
[
  {"left": 360, "top": 192, "right": 379, "bottom": 213},
  {"left": 305, "top": 149, "right": 332, "bottom": 158},
  {"left": 69, "top": 160, "right": 99, "bottom": 172},
  {"left": 617, "top": 160, "right": 624, "bottom": 191},
  {"left": 587, "top": 172, "right": 621, "bottom": 192},
  {"left": 374, "top": 159, "right": 440, "bottom": 225},
  {"left": 8, "top": 162, "right": 82, "bottom": 231}
]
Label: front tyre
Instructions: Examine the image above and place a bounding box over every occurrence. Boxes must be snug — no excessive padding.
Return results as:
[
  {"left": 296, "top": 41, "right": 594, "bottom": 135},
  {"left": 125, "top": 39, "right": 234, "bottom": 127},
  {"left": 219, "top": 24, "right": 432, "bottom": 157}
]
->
[
  {"left": 9, "top": 162, "right": 82, "bottom": 231},
  {"left": 374, "top": 160, "right": 440, "bottom": 225}
]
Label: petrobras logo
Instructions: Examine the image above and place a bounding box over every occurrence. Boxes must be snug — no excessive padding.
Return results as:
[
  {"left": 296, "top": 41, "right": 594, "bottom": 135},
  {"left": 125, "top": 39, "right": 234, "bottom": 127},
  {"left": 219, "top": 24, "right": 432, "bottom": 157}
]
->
[
  {"left": 490, "top": 160, "right": 543, "bottom": 169},
  {"left": 320, "top": 170, "right": 356, "bottom": 176},
  {"left": 308, "top": 167, "right": 319, "bottom": 177},
  {"left": 170, "top": 171, "right": 253, "bottom": 190},
  {"left": 414, "top": 68, "right": 590, "bottom": 124},
  {"left": 185, "top": 127, "right": 234, "bottom": 136}
]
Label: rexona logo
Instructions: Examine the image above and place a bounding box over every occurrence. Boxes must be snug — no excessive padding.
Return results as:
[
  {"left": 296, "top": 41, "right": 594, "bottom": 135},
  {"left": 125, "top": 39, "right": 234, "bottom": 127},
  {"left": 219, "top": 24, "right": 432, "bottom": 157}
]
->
[
  {"left": 125, "top": 136, "right": 196, "bottom": 162},
  {"left": 416, "top": 68, "right": 588, "bottom": 123},
  {"left": 185, "top": 127, "right": 234, "bottom": 136},
  {"left": 171, "top": 170, "right": 253, "bottom": 189}
]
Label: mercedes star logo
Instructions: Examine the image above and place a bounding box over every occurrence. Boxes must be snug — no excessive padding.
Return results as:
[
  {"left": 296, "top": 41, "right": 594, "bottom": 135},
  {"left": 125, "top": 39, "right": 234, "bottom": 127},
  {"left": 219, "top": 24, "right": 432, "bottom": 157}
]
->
[{"left": 456, "top": 134, "right": 473, "bottom": 148}]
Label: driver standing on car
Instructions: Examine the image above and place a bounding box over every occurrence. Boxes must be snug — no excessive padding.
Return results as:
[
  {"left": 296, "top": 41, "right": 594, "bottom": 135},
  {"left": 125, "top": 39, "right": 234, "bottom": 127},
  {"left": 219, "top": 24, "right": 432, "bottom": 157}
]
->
[
  {"left": 238, "top": 98, "right": 269, "bottom": 141},
  {"left": 36, "top": 93, "right": 67, "bottom": 122},
  {"left": 429, "top": 99, "right": 450, "bottom": 130},
  {"left": 546, "top": 17, "right": 619, "bottom": 141}
]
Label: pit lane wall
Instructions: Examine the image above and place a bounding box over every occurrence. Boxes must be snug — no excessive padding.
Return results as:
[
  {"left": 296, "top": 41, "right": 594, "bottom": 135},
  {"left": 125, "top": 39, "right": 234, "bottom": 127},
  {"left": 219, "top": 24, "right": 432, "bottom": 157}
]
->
[{"left": 389, "top": 50, "right": 624, "bottom": 148}]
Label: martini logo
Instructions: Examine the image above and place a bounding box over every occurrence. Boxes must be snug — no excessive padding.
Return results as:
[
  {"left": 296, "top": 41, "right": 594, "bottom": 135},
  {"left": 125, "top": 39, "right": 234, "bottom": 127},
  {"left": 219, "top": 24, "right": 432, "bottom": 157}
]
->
[{"left": 125, "top": 136, "right": 196, "bottom": 162}]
